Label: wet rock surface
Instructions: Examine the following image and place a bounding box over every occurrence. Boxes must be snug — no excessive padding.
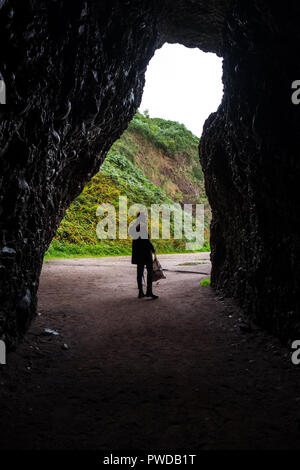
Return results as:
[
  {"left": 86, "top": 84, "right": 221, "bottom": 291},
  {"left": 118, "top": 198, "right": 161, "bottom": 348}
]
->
[
  {"left": 0, "top": 0, "right": 160, "bottom": 346},
  {"left": 200, "top": 2, "right": 300, "bottom": 341}
]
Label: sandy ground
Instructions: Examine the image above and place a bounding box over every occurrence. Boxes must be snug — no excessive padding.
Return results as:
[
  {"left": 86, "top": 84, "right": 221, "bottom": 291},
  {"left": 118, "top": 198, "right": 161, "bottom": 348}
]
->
[{"left": 1, "top": 253, "right": 300, "bottom": 450}]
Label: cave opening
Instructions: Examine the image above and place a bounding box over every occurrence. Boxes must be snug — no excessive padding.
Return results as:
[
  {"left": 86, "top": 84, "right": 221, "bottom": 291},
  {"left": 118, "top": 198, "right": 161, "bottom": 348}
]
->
[
  {"left": 36, "top": 44, "right": 225, "bottom": 354},
  {"left": 46, "top": 42, "right": 223, "bottom": 262}
]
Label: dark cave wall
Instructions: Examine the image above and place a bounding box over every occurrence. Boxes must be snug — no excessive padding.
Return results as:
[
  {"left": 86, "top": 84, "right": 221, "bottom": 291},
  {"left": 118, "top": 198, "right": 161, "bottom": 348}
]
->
[
  {"left": 200, "top": 1, "right": 300, "bottom": 341},
  {"left": 0, "top": 0, "right": 161, "bottom": 347}
]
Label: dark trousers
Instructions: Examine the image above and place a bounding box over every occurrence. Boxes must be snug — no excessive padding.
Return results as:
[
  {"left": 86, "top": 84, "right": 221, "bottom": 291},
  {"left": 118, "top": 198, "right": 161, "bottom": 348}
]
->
[{"left": 137, "top": 263, "right": 153, "bottom": 293}]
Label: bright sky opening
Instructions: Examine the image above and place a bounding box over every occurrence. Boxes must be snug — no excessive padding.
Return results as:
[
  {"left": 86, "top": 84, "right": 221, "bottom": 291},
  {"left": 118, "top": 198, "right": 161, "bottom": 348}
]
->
[{"left": 139, "top": 43, "right": 223, "bottom": 137}]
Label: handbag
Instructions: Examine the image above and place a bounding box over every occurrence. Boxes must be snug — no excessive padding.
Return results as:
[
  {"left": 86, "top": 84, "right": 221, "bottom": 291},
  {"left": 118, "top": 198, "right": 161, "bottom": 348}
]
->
[{"left": 152, "top": 254, "right": 166, "bottom": 281}]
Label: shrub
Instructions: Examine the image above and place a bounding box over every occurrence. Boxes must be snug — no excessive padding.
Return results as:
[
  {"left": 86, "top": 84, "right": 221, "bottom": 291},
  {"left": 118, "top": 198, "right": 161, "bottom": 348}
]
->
[
  {"left": 200, "top": 278, "right": 211, "bottom": 286},
  {"left": 192, "top": 165, "right": 203, "bottom": 181}
]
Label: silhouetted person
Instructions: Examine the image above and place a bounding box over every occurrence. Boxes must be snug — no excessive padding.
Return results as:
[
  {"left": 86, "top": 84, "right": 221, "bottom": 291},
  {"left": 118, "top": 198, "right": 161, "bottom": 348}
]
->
[{"left": 131, "top": 215, "right": 158, "bottom": 300}]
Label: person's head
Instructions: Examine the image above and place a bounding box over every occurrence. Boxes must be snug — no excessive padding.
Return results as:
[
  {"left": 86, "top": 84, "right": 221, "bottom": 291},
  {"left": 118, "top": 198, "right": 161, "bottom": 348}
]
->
[{"left": 134, "top": 210, "right": 148, "bottom": 239}]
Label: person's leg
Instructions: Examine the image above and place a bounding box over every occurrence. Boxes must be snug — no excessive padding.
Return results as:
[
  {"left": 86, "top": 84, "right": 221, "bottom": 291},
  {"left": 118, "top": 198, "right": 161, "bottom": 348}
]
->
[
  {"left": 145, "top": 263, "right": 153, "bottom": 293},
  {"left": 137, "top": 264, "right": 145, "bottom": 297},
  {"left": 145, "top": 263, "right": 158, "bottom": 299}
]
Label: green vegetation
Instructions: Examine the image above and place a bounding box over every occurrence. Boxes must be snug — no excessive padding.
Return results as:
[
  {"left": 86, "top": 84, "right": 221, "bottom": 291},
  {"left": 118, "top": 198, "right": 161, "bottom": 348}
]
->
[
  {"left": 45, "top": 112, "right": 211, "bottom": 260},
  {"left": 192, "top": 165, "right": 203, "bottom": 181},
  {"left": 200, "top": 278, "right": 211, "bottom": 287},
  {"left": 128, "top": 112, "right": 199, "bottom": 160}
]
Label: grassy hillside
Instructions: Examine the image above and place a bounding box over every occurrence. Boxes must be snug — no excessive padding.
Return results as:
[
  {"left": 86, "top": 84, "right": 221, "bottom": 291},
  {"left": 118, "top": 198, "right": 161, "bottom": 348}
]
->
[
  {"left": 46, "top": 112, "right": 210, "bottom": 259},
  {"left": 119, "top": 112, "right": 208, "bottom": 205}
]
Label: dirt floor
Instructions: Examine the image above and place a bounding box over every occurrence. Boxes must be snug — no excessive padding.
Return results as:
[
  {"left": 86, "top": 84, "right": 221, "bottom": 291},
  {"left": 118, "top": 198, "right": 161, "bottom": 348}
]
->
[{"left": 1, "top": 253, "right": 300, "bottom": 450}]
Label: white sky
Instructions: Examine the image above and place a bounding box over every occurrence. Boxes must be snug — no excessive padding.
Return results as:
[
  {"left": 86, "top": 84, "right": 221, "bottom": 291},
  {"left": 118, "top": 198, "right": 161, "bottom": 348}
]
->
[{"left": 139, "top": 43, "right": 223, "bottom": 137}]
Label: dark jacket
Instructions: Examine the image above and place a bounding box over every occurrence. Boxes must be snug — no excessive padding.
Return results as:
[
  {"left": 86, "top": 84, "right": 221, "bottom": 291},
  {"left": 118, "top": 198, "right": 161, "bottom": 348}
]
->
[{"left": 131, "top": 235, "right": 155, "bottom": 265}]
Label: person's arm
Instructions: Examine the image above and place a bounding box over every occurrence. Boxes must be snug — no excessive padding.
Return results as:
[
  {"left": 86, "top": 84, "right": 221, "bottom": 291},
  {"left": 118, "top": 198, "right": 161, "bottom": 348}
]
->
[
  {"left": 147, "top": 233, "right": 155, "bottom": 253},
  {"left": 149, "top": 240, "right": 155, "bottom": 253}
]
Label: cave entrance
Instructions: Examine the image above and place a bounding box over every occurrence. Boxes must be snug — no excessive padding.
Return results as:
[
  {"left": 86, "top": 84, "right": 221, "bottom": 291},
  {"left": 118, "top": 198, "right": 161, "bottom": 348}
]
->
[
  {"left": 37, "top": 43, "right": 225, "bottom": 360},
  {"left": 38, "top": 42, "right": 225, "bottom": 352},
  {"left": 46, "top": 43, "right": 223, "bottom": 261}
]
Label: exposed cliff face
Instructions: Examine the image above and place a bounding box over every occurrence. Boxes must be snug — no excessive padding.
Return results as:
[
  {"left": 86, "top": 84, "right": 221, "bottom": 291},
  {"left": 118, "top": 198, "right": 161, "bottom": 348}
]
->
[{"left": 0, "top": 0, "right": 299, "bottom": 346}]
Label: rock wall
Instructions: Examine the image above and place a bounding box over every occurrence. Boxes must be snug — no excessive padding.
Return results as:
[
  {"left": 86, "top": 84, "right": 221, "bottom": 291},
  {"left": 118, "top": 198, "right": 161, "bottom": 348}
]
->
[
  {"left": 200, "top": 1, "right": 300, "bottom": 341},
  {"left": 0, "top": 0, "right": 161, "bottom": 347},
  {"left": 1, "top": 0, "right": 299, "bottom": 346}
]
